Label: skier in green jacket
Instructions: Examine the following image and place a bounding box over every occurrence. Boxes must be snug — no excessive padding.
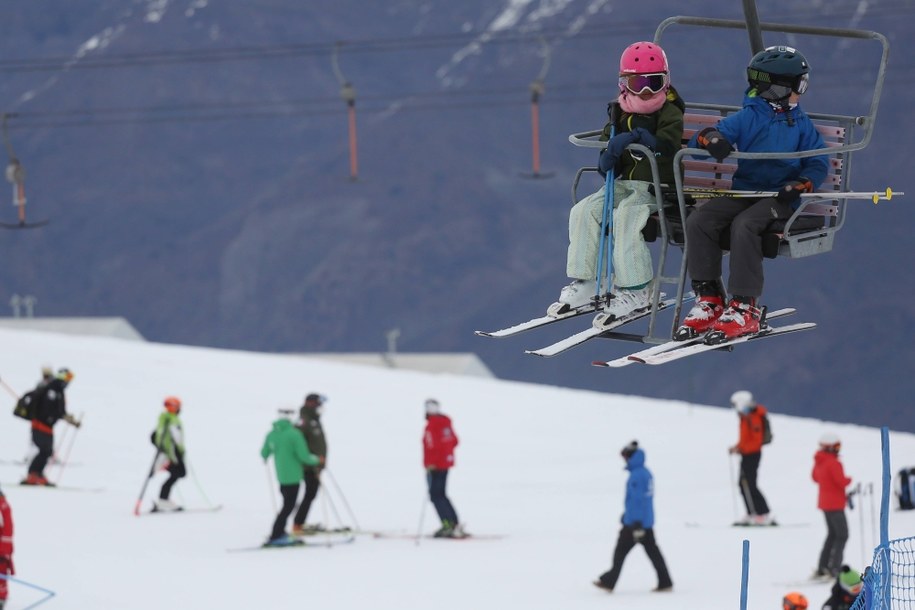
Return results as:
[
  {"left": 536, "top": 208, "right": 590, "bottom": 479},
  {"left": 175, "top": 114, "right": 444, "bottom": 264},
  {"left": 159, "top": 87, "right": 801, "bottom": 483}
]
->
[
  {"left": 153, "top": 396, "right": 186, "bottom": 512},
  {"left": 261, "top": 409, "right": 321, "bottom": 546}
]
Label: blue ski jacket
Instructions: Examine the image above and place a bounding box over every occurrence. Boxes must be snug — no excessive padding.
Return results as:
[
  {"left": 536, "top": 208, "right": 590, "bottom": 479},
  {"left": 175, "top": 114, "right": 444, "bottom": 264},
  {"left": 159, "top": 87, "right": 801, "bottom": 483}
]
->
[
  {"left": 622, "top": 448, "right": 655, "bottom": 528},
  {"left": 688, "top": 90, "right": 829, "bottom": 195}
]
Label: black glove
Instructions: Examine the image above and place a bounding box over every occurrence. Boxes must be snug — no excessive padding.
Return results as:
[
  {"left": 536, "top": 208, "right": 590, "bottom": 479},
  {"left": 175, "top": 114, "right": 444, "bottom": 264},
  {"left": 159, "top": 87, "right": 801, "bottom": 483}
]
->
[
  {"left": 632, "top": 525, "right": 646, "bottom": 542},
  {"left": 697, "top": 127, "right": 733, "bottom": 162},
  {"left": 775, "top": 178, "right": 813, "bottom": 205}
]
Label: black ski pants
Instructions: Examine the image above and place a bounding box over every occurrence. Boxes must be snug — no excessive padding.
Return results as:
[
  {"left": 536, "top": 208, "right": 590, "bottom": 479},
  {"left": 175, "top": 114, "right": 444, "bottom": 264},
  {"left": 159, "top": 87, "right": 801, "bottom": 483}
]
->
[
  {"left": 159, "top": 461, "right": 186, "bottom": 500},
  {"left": 818, "top": 509, "right": 849, "bottom": 576},
  {"left": 427, "top": 469, "right": 459, "bottom": 526},
  {"left": 598, "top": 525, "right": 673, "bottom": 590},
  {"left": 686, "top": 196, "right": 792, "bottom": 298},
  {"left": 739, "top": 451, "right": 770, "bottom": 516},
  {"left": 293, "top": 469, "right": 321, "bottom": 526},
  {"left": 28, "top": 429, "right": 54, "bottom": 476},
  {"left": 271, "top": 483, "right": 300, "bottom": 541}
]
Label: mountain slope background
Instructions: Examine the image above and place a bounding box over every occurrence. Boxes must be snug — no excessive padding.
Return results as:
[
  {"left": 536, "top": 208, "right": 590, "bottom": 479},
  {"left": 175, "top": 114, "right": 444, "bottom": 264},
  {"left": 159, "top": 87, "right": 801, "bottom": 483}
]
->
[
  {"left": 0, "top": 326, "right": 914, "bottom": 610},
  {"left": 0, "top": 1, "right": 912, "bottom": 430}
]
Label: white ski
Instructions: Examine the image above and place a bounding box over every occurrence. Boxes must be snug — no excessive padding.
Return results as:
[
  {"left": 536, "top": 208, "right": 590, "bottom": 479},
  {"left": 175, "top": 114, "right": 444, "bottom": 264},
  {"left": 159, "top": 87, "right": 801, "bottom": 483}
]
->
[
  {"left": 525, "top": 295, "right": 687, "bottom": 358},
  {"left": 475, "top": 301, "right": 603, "bottom": 338},
  {"left": 635, "top": 321, "right": 816, "bottom": 365},
  {"left": 592, "top": 307, "right": 797, "bottom": 368}
]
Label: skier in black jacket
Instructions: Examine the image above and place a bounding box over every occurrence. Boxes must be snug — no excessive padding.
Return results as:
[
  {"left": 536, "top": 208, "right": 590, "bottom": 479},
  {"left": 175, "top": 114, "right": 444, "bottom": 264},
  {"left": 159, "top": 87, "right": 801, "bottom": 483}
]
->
[
  {"left": 292, "top": 393, "right": 328, "bottom": 535},
  {"left": 22, "top": 368, "right": 80, "bottom": 486}
]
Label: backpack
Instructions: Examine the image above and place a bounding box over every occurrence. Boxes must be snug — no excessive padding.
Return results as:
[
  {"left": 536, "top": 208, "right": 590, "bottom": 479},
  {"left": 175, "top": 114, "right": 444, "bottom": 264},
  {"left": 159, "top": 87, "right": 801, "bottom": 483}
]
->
[
  {"left": 761, "top": 413, "right": 773, "bottom": 445},
  {"left": 899, "top": 467, "right": 915, "bottom": 510},
  {"left": 13, "top": 390, "right": 37, "bottom": 420}
]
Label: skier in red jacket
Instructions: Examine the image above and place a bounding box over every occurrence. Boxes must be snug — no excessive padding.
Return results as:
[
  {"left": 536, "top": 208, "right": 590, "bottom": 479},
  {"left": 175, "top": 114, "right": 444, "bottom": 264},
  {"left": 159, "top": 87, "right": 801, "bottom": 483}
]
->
[
  {"left": 0, "top": 485, "right": 14, "bottom": 610},
  {"left": 812, "top": 433, "right": 852, "bottom": 579},
  {"left": 423, "top": 399, "right": 465, "bottom": 538}
]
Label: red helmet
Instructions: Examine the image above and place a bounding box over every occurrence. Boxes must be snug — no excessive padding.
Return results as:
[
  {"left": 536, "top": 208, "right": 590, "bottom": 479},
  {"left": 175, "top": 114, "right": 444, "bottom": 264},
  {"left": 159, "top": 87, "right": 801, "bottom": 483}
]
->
[{"left": 164, "top": 396, "right": 182, "bottom": 414}]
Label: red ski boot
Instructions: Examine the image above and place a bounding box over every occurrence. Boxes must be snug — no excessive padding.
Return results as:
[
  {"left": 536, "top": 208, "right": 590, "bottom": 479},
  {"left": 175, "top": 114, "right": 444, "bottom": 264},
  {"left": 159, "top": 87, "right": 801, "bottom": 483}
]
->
[
  {"left": 704, "top": 299, "right": 762, "bottom": 345},
  {"left": 674, "top": 294, "right": 725, "bottom": 340}
]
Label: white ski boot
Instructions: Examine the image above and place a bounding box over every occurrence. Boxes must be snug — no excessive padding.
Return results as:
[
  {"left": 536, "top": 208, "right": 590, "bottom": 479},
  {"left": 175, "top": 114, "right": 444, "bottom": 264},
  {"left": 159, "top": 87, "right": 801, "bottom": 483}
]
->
[
  {"left": 547, "top": 279, "right": 598, "bottom": 317},
  {"left": 593, "top": 286, "right": 651, "bottom": 329}
]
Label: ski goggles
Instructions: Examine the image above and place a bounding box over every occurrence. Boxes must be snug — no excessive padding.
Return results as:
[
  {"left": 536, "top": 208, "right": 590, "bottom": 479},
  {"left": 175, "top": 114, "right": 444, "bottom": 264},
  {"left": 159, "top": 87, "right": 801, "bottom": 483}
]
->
[
  {"left": 618, "top": 72, "right": 668, "bottom": 95},
  {"left": 748, "top": 68, "right": 808, "bottom": 100}
]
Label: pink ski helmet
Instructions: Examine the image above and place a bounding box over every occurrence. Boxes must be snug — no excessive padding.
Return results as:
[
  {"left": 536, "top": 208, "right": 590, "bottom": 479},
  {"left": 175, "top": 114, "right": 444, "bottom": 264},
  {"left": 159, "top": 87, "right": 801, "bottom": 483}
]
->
[{"left": 619, "top": 41, "right": 669, "bottom": 75}]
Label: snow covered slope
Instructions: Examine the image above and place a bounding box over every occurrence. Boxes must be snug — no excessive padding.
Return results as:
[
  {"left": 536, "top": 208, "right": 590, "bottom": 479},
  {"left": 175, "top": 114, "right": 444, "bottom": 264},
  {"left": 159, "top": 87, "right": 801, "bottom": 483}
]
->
[{"left": 0, "top": 327, "right": 912, "bottom": 610}]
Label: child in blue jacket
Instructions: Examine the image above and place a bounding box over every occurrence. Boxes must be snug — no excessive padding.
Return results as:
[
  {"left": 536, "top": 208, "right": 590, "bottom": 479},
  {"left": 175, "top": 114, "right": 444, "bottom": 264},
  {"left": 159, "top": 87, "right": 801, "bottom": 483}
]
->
[
  {"left": 677, "top": 46, "right": 829, "bottom": 343},
  {"left": 594, "top": 441, "right": 673, "bottom": 593}
]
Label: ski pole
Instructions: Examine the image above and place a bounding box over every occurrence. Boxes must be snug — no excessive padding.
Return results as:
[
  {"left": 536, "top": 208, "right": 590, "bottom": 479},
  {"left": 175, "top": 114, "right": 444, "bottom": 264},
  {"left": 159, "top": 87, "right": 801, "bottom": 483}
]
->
[
  {"left": 324, "top": 467, "right": 362, "bottom": 532},
  {"left": 53, "top": 411, "right": 83, "bottom": 486},
  {"left": 683, "top": 187, "right": 903, "bottom": 204},
  {"left": 0, "top": 573, "right": 57, "bottom": 609},
  {"left": 595, "top": 111, "right": 617, "bottom": 299},
  {"left": 134, "top": 448, "right": 163, "bottom": 516},
  {"left": 185, "top": 458, "right": 217, "bottom": 509},
  {"left": 264, "top": 459, "right": 278, "bottom": 513},
  {"left": 320, "top": 474, "right": 348, "bottom": 531},
  {"left": 0, "top": 376, "right": 19, "bottom": 400},
  {"left": 416, "top": 475, "right": 430, "bottom": 546},
  {"left": 727, "top": 453, "right": 740, "bottom": 522}
]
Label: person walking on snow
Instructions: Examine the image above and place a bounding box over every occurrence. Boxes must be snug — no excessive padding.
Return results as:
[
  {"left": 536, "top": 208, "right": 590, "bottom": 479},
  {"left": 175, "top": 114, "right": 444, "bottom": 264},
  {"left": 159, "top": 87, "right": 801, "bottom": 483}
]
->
[
  {"left": 261, "top": 409, "right": 321, "bottom": 546},
  {"left": 812, "top": 433, "right": 852, "bottom": 579},
  {"left": 292, "top": 393, "right": 328, "bottom": 535},
  {"left": 22, "top": 368, "right": 80, "bottom": 486},
  {"left": 595, "top": 441, "right": 673, "bottom": 593},
  {"left": 729, "top": 390, "right": 773, "bottom": 525},
  {"left": 821, "top": 566, "right": 863, "bottom": 610},
  {"left": 676, "top": 46, "right": 829, "bottom": 344},
  {"left": 423, "top": 398, "right": 465, "bottom": 538},
  {"left": 152, "top": 396, "right": 186, "bottom": 512},
  {"left": 0, "top": 485, "right": 13, "bottom": 610},
  {"left": 553, "top": 41, "right": 685, "bottom": 326}
]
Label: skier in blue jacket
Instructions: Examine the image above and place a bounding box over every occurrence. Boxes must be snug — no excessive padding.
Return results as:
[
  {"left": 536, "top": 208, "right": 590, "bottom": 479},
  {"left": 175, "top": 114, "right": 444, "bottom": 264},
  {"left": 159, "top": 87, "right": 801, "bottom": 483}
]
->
[
  {"left": 677, "top": 46, "right": 829, "bottom": 344},
  {"left": 595, "top": 441, "right": 673, "bottom": 593}
]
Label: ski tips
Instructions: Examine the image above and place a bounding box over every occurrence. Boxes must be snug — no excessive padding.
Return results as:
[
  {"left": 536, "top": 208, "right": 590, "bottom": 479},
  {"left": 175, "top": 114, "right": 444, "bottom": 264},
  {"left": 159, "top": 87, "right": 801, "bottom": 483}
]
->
[{"left": 591, "top": 360, "right": 609, "bottom": 367}]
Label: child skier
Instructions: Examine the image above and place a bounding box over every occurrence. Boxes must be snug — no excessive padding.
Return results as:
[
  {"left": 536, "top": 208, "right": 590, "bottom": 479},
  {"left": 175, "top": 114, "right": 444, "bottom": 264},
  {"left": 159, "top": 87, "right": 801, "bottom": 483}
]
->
[
  {"left": 291, "top": 393, "right": 328, "bottom": 535},
  {"left": 0, "top": 485, "right": 12, "bottom": 610},
  {"left": 553, "top": 41, "right": 684, "bottom": 326},
  {"left": 822, "top": 566, "right": 863, "bottom": 610},
  {"left": 677, "top": 45, "right": 829, "bottom": 343},
  {"left": 22, "top": 368, "right": 80, "bottom": 486},
  {"left": 152, "top": 396, "right": 186, "bottom": 512},
  {"left": 730, "top": 390, "right": 773, "bottom": 525},
  {"left": 261, "top": 408, "right": 321, "bottom": 546}
]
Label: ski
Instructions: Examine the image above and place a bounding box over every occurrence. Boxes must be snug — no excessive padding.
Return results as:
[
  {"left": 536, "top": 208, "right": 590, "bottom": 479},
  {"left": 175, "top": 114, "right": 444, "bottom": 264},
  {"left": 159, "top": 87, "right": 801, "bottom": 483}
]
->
[
  {"left": 525, "top": 295, "right": 689, "bottom": 358},
  {"left": 142, "top": 505, "right": 223, "bottom": 516},
  {"left": 684, "top": 521, "right": 810, "bottom": 529},
  {"left": 293, "top": 526, "right": 353, "bottom": 536},
  {"left": 475, "top": 301, "right": 604, "bottom": 339},
  {"left": 371, "top": 531, "right": 504, "bottom": 541},
  {"left": 591, "top": 307, "right": 797, "bottom": 368},
  {"left": 633, "top": 321, "right": 816, "bottom": 365},
  {"left": 13, "top": 482, "right": 105, "bottom": 493},
  {"left": 227, "top": 535, "right": 355, "bottom": 553}
]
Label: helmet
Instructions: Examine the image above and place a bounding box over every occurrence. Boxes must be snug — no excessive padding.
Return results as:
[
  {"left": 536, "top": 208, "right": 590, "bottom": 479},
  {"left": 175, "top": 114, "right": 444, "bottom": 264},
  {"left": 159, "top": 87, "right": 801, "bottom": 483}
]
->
[
  {"left": 783, "top": 592, "right": 809, "bottom": 610},
  {"left": 41, "top": 365, "right": 53, "bottom": 379},
  {"left": 56, "top": 368, "right": 74, "bottom": 384},
  {"left": 424, "top": 398, "right": 441, "bottom": 415},
  {"left": 730, "top": 390, "right": 754, "bottom": 413},
  {"left": 747, "top": 45, "right": 809, "bottom": 101},
  {"left": 839, "top": 566, "right": 863, "bottom": 595},
  {"left": 819, "top": 432, "right": 841, "bottom": 451},
  {"left": 619, "top": 41, "right": 668, "bottom": 75},
  {"left": 304, "top": 393, "right": 325, "bottom": 407},
  {"left": 164, "top": 396, "right": 182, "bottom": 414},
  {"left": 621, "top": 440, "right": 639, "bottom": 460},
  {"left": 277, "top": 407, "right": 296, "bottom": 422}
]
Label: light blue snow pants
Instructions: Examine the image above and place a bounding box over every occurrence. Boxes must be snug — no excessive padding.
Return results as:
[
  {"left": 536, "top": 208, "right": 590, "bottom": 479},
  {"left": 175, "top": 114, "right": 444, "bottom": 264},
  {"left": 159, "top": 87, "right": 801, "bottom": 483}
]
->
[{"left": 566, "top": 180, "right": 657, "bottom": 288}]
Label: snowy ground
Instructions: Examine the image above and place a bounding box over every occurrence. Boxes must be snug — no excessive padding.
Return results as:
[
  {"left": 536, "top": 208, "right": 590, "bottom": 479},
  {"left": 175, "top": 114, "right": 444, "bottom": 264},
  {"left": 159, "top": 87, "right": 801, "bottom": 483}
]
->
[{"left": 0, "top": 327, "right": 912, "bottom": 610}]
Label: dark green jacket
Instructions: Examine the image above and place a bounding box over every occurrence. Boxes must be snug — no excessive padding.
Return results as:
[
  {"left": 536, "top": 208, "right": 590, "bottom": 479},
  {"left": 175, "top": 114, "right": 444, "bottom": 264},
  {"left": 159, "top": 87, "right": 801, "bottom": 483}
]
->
[
  {"left": 261, "top": 419, "right": 320, "bottom": 485},
  {"left": 297, "top": 407, "right": 326, "bottom": 471},
  {"left": 601, "top": 85, "right": 686, "bottom": 185}
]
